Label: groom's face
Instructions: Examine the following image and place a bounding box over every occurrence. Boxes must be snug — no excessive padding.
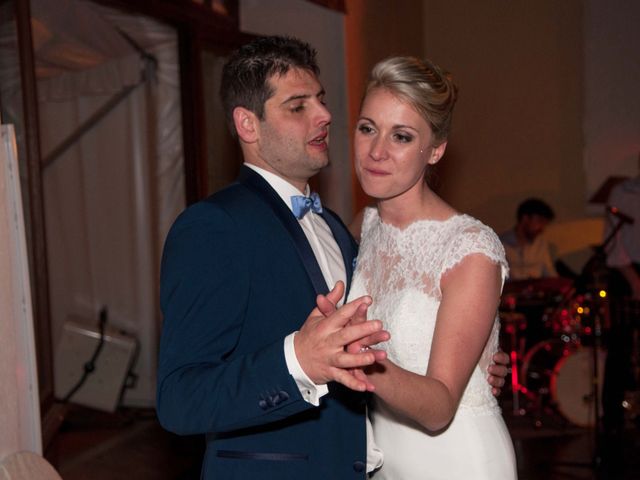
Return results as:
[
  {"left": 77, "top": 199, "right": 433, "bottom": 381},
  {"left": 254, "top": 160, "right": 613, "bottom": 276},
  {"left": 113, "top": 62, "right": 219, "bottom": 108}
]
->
[{"left": 254, "top": 68, "right": 332, "bottom": 190}]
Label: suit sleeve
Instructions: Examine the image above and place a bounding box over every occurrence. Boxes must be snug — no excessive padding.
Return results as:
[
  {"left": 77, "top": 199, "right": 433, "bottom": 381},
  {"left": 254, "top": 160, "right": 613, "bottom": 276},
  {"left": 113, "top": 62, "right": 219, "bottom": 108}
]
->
[{"left": 156, "top": 202, "right": 314, "bottom": 435}]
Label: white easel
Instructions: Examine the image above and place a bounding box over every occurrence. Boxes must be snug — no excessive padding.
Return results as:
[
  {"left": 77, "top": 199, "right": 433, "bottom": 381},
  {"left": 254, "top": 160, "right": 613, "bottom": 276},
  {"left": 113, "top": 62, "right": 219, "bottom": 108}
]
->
[{"left": 0, "top": 124, "right": 42, "bottom": 458}]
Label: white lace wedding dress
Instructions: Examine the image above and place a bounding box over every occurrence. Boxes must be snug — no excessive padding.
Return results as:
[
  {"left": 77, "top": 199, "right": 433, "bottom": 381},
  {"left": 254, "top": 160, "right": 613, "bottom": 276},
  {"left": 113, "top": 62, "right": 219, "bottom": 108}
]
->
[{"left": 349, "top": 208, "right": 517, "bottom": 479}]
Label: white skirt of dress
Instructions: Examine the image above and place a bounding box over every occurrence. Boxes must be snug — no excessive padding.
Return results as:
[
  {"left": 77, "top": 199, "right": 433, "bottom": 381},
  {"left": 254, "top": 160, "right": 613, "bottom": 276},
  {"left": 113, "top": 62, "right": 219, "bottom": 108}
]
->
[{"left": 371, "top": 403, "right": 517, "bottom": 480}]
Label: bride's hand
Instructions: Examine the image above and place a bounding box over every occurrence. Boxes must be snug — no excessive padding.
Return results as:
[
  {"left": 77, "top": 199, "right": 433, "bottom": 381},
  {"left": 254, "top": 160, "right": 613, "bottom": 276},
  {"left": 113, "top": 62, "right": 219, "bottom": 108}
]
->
[
  {"left": 317, "top": 285, "right": 389, "bottom": 361},
  {"left": 315, "top": 285, "right": 388, "bottom": 391},
  {"left": 314, "top": 281, "right": 387, "bottom": 355}
]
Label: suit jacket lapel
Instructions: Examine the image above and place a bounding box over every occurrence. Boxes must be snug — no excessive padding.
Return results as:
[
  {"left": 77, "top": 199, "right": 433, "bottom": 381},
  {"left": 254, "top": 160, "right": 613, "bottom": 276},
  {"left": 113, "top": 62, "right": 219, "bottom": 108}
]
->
[{"left": 238, "top": 166, "right": 329, "bottom": 295}]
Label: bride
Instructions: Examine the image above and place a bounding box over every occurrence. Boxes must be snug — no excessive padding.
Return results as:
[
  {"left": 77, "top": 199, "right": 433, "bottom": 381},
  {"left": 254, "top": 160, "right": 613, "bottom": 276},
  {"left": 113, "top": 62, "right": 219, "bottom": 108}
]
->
[{"left": 345, "top": 56, "right": 517, "bottom": 478}]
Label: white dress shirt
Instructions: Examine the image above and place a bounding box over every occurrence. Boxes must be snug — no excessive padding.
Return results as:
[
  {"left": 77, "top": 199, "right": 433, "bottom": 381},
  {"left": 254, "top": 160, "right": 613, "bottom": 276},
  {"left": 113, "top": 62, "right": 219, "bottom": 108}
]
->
[
  {"left": 245, "top": 164, "right": 384, "bottom": 473},
  {"left": 500, "top": 228, "right": 557, "bottom": 279},
  {"left": 244, "top": 164, "right": 345, "bottom": 404}
]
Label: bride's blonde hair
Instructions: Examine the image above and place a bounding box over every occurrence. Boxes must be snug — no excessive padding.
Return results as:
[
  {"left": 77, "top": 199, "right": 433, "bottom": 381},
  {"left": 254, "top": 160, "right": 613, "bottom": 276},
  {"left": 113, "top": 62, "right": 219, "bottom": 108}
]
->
[{"left": 364, "top": 56, "right": 458, "bottom": 146}]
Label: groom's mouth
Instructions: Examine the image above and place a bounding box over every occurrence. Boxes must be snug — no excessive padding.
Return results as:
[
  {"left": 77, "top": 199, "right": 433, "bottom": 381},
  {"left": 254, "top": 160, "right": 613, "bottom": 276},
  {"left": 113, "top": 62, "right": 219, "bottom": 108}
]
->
[{"left": 308, "top": 131, "right": 329, "bottom": 150}]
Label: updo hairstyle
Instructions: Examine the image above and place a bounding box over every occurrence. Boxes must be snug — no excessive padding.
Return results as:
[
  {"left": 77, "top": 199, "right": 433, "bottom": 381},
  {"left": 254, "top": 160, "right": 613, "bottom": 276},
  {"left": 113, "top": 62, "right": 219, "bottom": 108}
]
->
[{"left": 365, "top": 56, "right": 458, "bottom": 146}]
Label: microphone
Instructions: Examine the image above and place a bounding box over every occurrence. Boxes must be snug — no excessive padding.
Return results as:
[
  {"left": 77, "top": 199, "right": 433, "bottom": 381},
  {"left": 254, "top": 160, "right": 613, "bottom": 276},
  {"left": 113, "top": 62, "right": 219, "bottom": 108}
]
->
[{"left": 607, "top": 205, "right": 634, "bottom": 224}]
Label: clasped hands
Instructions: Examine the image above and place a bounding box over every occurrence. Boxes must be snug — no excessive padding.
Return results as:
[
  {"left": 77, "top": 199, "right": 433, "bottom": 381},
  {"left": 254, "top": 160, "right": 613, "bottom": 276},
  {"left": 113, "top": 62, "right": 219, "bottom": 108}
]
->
[
  {"left": 295, "top": 281, "right": 510, "bottom": 395},
  {"left": 294, "top": 281, "right": 389, "bottom": 392}
]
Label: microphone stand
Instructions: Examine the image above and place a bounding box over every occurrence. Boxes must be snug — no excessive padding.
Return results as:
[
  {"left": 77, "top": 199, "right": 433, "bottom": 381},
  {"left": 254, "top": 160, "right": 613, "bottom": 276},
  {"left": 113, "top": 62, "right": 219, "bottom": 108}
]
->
[{"left": 549, "top": 217, "right": 625, "bottom": 474}]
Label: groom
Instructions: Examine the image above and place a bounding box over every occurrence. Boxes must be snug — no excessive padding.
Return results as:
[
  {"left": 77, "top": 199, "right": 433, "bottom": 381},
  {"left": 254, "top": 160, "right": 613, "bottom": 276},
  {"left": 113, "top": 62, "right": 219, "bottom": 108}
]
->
[{"left": 157, "top": 35, "right": 508, "bottom": 479}]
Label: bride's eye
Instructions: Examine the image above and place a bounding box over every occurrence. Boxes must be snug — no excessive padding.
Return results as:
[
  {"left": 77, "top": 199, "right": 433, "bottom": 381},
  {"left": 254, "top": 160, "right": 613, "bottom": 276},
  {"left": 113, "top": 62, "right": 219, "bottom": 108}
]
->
[
  {"left": 358, "top": 124, "right": 374, "bottom": 135},
  {"left": 393, "top": 132, "right": 413, "bottom": 143}
]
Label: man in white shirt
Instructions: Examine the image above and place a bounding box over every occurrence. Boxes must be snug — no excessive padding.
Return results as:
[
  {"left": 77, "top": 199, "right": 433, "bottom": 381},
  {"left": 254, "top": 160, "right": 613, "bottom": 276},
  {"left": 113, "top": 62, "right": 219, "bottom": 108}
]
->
[{"left": 500, "top": 198, "right": 557, "bottom": 280}]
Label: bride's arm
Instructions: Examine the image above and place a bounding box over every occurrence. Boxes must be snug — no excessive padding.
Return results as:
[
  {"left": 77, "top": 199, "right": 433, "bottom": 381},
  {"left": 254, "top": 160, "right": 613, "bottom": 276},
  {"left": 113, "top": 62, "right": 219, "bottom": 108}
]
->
[{"left": 366, "top": 253, "right": 502, "bottom": 431}]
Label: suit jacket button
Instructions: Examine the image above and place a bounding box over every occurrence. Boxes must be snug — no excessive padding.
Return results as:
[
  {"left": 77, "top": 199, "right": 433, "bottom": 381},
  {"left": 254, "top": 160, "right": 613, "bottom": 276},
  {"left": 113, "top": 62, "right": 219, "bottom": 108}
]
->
[
  {"left": 277, "top": 391, "right": 289, "bottom": 403},
  {"left": 353, "top": 461, "right": 365, "bottom": 472},
  {"left": 258, "top": 399, "right": 268, "bottom": 410}
]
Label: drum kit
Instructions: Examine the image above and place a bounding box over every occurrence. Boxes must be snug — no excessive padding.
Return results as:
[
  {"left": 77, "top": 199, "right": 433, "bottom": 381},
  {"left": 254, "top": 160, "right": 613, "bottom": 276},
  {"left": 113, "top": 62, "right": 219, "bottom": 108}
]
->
[
  {"left": 500, "top": 277, "right": 608, "bottom": 428},
  {"left": 499, "top": 201, "right": 640, "bottom": 431}
]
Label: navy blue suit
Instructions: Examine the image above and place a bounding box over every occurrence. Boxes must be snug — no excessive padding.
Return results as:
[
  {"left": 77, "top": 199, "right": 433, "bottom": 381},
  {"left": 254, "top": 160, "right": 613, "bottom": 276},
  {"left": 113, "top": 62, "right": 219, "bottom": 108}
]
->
[{"left": 157, "top": 166, "right": 366, "bottom": 478}]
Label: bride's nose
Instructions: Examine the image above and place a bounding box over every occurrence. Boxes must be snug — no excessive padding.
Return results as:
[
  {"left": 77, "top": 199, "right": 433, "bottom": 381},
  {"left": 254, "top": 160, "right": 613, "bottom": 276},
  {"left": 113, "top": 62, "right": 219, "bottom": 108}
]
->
[{"left": 369, "top": 136, "right": 389, "bottom": 161}]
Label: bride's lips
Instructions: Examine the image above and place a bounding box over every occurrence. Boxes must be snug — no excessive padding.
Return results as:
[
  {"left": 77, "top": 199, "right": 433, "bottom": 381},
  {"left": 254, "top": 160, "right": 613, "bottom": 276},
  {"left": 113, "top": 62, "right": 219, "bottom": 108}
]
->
[{"left": 362, "top": 166, "right": 390, "bottom": 176}]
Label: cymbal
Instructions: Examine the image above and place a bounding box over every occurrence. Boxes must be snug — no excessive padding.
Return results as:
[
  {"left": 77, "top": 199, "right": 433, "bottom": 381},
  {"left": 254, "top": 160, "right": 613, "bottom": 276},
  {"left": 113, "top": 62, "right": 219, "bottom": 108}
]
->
[
  {"left": 499, "top": 311, "right": 527, "bottom": 324},
  {"left": 503, "top": 277, "right": 573, "bottom": 296},
  {"left": 589, "top": 175, "right": 629, "bottom": 204}
]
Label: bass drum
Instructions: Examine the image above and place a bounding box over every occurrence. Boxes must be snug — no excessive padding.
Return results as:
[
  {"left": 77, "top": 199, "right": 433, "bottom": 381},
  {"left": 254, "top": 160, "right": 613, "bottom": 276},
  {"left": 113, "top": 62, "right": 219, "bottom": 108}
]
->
[{"left": 521, "top": 339, "right": 607, "bottom": 427}]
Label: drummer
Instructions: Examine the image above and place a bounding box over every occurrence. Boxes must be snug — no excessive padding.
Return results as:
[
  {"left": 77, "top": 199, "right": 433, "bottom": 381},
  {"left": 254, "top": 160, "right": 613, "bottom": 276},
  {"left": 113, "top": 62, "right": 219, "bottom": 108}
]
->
[
  {"left": 499, "top": 197, "right": 557, "bottom": 280},
  {"left": 499, "top": 198, "right": 562, "bottom": 352}
]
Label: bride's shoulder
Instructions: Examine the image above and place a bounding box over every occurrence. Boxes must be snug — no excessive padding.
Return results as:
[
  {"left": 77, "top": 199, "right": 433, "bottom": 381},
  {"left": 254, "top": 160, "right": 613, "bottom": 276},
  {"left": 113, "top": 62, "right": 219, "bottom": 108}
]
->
[
  {"left": 454, "top": 214, "right": 496, "bottom": 234},
  {"left": 450, "top": 215, "right": 504, "bottom": 252},
  {"left": 439, "top": 215, "right": 508, "bottom": 279}
]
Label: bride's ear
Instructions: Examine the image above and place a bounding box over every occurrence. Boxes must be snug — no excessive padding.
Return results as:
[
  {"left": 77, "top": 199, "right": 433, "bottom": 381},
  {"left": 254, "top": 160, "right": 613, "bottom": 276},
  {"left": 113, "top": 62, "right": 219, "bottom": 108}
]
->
[{"left": 428, "top": 141, "right": 447, "bottom": 165}]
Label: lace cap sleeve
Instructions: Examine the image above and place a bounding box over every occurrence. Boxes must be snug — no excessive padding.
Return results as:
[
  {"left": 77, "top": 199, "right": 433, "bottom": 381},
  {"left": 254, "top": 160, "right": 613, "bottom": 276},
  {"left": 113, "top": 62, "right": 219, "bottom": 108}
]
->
[{"left": 440, "top": 217, "right": 509, "bottom": 284}]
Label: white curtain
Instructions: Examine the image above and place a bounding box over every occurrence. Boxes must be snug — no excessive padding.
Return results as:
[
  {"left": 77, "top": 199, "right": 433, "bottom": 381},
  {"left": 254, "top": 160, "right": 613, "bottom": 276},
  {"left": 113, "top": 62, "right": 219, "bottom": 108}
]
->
[{"left": 34, "top": 0, "right": 184, "bottom": 407}]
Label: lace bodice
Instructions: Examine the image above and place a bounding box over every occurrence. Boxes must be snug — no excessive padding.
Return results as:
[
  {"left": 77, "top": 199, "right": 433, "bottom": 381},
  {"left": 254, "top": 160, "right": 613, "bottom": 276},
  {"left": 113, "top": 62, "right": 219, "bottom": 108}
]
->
[{"left": 349, "top": 207, "right": 508, "bottom": 414}]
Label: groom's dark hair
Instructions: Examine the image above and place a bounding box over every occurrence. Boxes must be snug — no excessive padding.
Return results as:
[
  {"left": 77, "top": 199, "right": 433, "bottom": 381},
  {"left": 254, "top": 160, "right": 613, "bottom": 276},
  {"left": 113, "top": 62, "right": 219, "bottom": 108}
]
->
[{"left": 220, "top": 35, "right": 320, "bottom": 137}]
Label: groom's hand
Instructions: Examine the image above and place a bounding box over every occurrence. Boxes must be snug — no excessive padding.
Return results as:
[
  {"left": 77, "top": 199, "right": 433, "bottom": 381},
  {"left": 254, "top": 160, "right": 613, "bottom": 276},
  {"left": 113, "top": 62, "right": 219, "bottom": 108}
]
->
[
  {"left": 488, "top": 350, "right": 509, "bottom": 396},
  {"left": 295, "top": 281, "right": 389, "bottom": 392}
]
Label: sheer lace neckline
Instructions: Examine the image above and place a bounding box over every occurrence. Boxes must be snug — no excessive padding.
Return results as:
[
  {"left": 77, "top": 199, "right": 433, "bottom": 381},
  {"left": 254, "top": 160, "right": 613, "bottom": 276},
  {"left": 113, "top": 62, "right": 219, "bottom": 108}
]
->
[
  {"left": 358, "top": 206, "right": 508, "bottom": 302},
  {"left": 369, "top": 207, "right": 467, "bottom": 234}
]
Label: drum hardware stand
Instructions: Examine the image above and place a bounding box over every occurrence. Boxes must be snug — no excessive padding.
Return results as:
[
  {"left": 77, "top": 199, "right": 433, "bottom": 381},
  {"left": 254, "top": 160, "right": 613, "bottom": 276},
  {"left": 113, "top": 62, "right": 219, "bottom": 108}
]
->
[
  {"left": 502, "top": 311, "right": 527, "bottom": 415},
  {"left": 521, "top": 352, "right": 572, "bottom": 430},
  {"left": 527, "top": 382, "right": 549, "bottom": 429},
  {"left": 547, "top": 218, "right": 625, "bottom": 474},
  {"left": 548, "top": 296, "right": 606, "bottom": 475}
]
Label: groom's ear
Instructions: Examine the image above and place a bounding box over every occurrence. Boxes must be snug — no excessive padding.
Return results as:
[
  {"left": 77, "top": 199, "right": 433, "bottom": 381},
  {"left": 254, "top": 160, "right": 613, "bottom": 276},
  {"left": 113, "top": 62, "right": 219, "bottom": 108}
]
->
[{"left": 233, "top": 107, "right": 259, "bottom": 143}]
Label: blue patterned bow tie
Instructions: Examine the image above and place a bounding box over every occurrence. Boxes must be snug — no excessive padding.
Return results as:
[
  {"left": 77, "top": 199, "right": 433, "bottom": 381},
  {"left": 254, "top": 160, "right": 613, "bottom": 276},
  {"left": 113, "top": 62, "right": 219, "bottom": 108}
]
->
[{"left": 291, "top": 192, "right": 323, "bottom": 219}]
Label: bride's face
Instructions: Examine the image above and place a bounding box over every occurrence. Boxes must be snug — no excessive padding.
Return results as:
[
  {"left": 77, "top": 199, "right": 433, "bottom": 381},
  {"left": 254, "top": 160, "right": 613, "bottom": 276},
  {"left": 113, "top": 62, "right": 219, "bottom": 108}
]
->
[{"left": 354, "top": 88, "right": 446, "bottom": 202}]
